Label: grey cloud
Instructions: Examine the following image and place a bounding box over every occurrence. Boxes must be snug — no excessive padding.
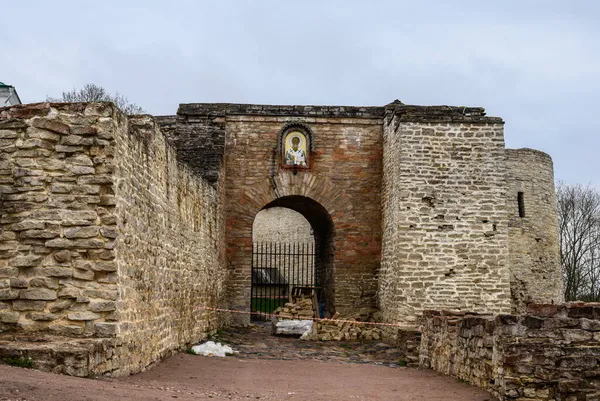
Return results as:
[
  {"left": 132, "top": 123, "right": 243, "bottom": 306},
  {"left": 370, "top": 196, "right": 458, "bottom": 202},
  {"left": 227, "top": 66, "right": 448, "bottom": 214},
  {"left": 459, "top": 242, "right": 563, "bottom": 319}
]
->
[{"left": 1, "top": 0, "right": 598, "bottom": 185}]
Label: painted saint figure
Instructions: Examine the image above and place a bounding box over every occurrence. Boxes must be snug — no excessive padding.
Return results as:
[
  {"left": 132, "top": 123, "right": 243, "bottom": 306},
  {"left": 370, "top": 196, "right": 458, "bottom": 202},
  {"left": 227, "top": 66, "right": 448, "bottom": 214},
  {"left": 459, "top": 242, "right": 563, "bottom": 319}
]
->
[{"left": 285, "top": 135, "right": 307, "bottom": 166}]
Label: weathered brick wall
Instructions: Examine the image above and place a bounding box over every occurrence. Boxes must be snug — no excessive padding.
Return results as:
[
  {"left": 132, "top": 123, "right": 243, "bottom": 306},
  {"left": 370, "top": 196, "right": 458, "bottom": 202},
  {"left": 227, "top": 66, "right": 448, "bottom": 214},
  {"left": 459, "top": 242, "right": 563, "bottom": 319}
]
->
[
  {"left": 175, "top": 104, "right": 384, "bottom": 321},
  {"left": 0, "top": 102, "right": 226, "bottom": 376},
  {"left": 379, "top": 106, "right": 512, "bottom": 325},
  {"left": 506, "top": 148, "right": 563, "bottom": 312},
  {"left": 420, "top": 304, "right": 600, "bottom": 400}
]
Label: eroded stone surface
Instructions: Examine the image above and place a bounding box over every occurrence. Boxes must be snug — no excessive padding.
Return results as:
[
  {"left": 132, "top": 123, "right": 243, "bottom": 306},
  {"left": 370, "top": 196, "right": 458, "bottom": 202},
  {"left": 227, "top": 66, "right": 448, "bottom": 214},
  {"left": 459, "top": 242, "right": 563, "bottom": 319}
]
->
[
  {"left": 419, "top": 304, "right": 600, "bottom": 400},
  {"left": 0, "top": 102, "right": 226, "bottom": 376}
]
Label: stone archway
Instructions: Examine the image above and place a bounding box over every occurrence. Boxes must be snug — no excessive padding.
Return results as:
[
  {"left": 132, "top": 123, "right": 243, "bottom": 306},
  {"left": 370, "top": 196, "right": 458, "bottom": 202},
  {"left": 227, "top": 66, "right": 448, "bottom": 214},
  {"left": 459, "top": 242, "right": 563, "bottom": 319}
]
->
[{"left": 254, "top": 196, "right": 335, "bottom": 317}]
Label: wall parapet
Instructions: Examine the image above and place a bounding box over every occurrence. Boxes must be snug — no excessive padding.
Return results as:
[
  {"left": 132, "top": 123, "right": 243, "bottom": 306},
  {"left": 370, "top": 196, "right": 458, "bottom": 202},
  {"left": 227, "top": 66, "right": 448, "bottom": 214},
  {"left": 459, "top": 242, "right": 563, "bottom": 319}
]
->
[
  {"left": 177, "top": 101, "right": 503, "bottom": 123},
  {"left": 178, "top": 103, "right": 385, "bottom": 119},
  {"left": 420, "top": 304, "right": 600, "bottom": 400},
  {"left": 385, "top": 103, "right": 504, "bottom": 124}
]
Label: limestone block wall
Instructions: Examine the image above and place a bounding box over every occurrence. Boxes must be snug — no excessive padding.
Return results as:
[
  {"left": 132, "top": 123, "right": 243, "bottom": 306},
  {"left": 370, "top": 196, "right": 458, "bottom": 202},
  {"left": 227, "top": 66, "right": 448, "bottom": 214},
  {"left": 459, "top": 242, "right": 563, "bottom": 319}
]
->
[
  {"left": 420, "top": 304, "right": 600, "bottom": 400},
  {"left": 0, "top": 102, "right": 226, "bottom": 375},
  {"left": 420, "top": 312, "right": 496, "bottom": 391},
  {"left": 0, "top": 102, "right": 122, "bottom": 336},
  {"left": 379, "top": 106, "right": 512, "bottom": 325},
  {"left": 505, "top": 148, "right": 563, "bottom": 312},
  {"left": 111, "top": 115, "right": 226, "bottom": 374}
]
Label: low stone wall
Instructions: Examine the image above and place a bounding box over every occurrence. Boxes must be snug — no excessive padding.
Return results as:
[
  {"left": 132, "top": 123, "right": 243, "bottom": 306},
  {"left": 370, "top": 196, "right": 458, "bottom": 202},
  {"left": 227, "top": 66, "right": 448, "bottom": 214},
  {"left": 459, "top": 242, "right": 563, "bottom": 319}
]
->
[
  {"left": 0, "top": 102, "right": 226, "bottom": 376},
  {"left": 420, "top": 304, "right": 600, "bottom": 400},
  {"left": 419, "top": 311, "right": 497, "bottom": 392}
]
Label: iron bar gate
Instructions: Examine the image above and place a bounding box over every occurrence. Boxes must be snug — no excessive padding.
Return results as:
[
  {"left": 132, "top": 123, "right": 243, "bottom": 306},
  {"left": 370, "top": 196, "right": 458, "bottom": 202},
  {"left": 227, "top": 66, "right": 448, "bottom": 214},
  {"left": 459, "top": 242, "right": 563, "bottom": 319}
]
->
[{"left": 251, "top": 242, "right": 316, "bottom": 320}]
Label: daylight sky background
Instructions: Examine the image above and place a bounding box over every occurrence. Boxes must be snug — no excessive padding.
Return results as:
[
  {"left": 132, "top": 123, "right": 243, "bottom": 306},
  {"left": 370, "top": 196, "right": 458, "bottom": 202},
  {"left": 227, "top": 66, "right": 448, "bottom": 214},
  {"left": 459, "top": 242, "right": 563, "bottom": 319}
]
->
[{"left": 1, "top": 0, "right": 598, "bottom": 186}]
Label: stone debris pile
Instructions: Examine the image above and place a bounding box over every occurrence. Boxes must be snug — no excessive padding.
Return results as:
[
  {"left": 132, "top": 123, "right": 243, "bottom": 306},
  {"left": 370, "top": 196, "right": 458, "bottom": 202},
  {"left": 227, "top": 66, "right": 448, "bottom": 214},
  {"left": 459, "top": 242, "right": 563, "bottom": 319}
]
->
[
  {"left": 273, "top": 297, "right": 315, "bottom": 320},
  {"left": 273, "top": 299, "right": 383, "bottom": 341},
  {"left": 303, "top": 313, "right": 384, "bottom": 341}
]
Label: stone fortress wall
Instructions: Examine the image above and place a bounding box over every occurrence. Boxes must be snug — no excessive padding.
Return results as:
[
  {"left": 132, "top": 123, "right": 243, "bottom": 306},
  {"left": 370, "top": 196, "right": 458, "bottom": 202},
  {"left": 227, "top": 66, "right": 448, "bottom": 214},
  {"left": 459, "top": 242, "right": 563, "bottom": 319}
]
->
[
  {"left": 169, "top": 103, "right": 385, "bottom": 319},
  {"left": 379, "top": 106, "right": 512, "bottom": 324},
  {"left": 0, "top": 103, "right": 226, "bottom": 375},
  {"left": 420, "top": 304, "right": 600, "bottom": 400},
  {"left": 0, "top": 99, "right": 566, "bottom": 380}
]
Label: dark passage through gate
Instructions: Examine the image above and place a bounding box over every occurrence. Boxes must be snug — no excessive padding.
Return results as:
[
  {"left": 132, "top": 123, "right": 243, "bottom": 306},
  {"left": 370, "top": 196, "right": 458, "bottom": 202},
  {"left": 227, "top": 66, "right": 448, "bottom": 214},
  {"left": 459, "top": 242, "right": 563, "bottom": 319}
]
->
[{"left": 251, "top": 242, "right": 319, "bottom": 320}]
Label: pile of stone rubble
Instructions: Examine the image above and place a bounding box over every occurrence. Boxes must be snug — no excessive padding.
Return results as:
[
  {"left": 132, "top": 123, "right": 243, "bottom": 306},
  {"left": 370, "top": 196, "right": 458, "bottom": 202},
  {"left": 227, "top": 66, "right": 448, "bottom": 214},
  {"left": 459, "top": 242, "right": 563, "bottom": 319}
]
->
[
  {"left": 304, "top": 313, "right": 384, "bottom": 341},
  {"left": 273, "top": 298, "right": 383, "bottom": 341},
  {"left": 273, "top": 297, "right": 315, "bottom": 320}
]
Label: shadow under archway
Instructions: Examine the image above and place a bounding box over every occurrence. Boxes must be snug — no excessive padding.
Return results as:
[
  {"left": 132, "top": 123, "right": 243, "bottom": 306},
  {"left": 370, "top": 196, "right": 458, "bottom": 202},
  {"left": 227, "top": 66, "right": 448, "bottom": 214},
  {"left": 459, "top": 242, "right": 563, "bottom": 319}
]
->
[{"left": 258, "top": 195, "right": 335, "bottom": 316}]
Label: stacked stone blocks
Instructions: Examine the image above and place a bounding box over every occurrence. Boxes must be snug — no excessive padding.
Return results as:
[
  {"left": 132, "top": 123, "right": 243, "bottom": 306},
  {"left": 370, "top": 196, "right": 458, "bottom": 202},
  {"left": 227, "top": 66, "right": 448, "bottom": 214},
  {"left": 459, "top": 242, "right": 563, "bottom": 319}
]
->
[
  {"left": 0, "top": 102, "right": 120, "bottom": 337},
  {"left": 379, "top": 108, "right": 512, "bottom": 325},
  {"left": 0, "top": 102, "right": 226, "bottom": 376},
  {"left": 420, "top": 304, "right": 600, "bottom": 400}
]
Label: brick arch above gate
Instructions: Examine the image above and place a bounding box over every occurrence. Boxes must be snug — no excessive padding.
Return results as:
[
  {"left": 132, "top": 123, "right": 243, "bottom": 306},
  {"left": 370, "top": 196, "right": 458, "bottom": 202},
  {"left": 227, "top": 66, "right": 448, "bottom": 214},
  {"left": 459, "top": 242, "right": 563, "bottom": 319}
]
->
[{"left": 232, "top": 171, "right": 351, "bottom": 232}]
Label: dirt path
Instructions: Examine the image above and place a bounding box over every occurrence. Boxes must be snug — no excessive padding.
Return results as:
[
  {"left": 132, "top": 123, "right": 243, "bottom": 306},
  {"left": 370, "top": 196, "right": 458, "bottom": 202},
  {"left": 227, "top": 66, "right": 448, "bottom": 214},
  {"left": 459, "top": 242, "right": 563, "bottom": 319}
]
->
[
  {"left": 0, "top": 356, "right": 491, "bottom": 401},
  {"left": 0, "top": 324, "right": 493, "bottom": 400}
]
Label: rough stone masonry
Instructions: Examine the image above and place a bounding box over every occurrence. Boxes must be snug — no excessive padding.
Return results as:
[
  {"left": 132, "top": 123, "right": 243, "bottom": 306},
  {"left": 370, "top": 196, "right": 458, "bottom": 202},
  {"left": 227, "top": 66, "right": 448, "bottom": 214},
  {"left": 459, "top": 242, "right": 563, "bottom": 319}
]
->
[
  {"left": 0, "top": 99, "right": 563, "bottom": 377},
  {"left": 420, "top": 304, "right": 600, "bottom": 400},
  {"left": 0, "top": 102, "right": 225, "bottom": 375}
]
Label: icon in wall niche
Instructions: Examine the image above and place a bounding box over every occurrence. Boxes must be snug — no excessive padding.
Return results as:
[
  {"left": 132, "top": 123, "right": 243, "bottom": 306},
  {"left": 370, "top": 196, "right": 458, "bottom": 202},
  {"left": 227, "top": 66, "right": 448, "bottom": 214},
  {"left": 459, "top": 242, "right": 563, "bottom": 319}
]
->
[{"left": 284, "top": 131, "right": 308, "bottom": 167}]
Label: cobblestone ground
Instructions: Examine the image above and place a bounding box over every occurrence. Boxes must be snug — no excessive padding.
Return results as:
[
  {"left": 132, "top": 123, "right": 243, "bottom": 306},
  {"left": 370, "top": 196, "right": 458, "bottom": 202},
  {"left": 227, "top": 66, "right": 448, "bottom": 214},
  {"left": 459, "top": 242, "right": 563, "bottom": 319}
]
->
[{"left": 213, "top": 321, "right": 406, "bottom": 367}]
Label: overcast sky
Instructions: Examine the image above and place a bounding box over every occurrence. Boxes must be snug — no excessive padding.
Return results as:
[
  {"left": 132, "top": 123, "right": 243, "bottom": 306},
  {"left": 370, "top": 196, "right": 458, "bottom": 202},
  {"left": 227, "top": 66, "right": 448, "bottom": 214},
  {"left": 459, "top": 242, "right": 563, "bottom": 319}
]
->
[{"left": 2, "top": 1, "right": 598, "bottom": 186}]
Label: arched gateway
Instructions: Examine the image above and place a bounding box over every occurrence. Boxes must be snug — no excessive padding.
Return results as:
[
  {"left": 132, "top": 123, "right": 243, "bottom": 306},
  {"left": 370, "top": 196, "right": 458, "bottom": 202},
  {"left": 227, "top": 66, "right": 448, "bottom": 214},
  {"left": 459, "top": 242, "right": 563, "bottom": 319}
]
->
[{"left": 251, "top": 196, "right": 335, "bottom": 319}]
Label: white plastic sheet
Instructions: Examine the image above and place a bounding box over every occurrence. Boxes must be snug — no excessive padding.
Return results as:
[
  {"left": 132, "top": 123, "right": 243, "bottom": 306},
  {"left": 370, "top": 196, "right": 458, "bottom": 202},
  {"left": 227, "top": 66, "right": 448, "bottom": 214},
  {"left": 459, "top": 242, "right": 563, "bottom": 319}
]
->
[
  {"left": 191, "top": 341, "right": 235, "bottom": 357},
  {"left": 273, "top": 319, "right": 313, "bottom": 336}
]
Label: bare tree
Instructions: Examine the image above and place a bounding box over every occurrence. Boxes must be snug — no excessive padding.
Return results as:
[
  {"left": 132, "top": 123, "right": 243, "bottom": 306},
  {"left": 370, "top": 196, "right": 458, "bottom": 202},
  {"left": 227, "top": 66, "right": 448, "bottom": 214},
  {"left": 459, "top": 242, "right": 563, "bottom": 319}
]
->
[
  {"left": 47, "top": 83, "right": 145, "bottom": 115},
  {"left": 557, "top": 182, "right": 600, "bottom": 301}
]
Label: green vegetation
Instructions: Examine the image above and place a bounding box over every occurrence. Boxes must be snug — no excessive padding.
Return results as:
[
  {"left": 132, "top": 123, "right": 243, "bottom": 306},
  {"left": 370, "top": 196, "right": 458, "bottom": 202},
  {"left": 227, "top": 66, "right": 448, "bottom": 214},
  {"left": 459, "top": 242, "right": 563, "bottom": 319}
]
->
[
  {"left": 3, "top": 356, "right": 34, "bottom": 368},
  {"left": 251, "top": 298, "right": 287, "bottom": 315},
  {"left": 397, "top": 359, "right": 407, "bottom": 367}
]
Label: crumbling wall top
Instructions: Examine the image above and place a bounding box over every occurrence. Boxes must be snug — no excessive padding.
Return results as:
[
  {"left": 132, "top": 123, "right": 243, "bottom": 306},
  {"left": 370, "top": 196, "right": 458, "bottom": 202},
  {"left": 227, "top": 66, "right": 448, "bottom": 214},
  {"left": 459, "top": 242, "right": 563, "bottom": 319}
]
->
[
  {"left": 177, "top": 103, "right": 385, "bottom": 119},
  {"left": 177, "top": 101, "right": 503, "bottom": 123}
]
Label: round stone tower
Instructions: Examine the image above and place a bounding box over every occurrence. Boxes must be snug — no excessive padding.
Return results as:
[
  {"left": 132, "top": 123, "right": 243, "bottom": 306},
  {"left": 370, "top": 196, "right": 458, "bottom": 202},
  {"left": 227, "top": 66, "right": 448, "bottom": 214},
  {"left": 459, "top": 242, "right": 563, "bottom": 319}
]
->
[{"left": 505, "top": 148, "right": 564, "bottom": 312}]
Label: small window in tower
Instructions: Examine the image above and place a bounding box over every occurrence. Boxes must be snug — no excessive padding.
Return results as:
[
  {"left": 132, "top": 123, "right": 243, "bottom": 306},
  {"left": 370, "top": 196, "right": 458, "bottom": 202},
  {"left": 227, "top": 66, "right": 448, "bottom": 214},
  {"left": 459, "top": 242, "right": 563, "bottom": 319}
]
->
[{"left": 517, "top": 192, "right": 525, "bottom": 218}]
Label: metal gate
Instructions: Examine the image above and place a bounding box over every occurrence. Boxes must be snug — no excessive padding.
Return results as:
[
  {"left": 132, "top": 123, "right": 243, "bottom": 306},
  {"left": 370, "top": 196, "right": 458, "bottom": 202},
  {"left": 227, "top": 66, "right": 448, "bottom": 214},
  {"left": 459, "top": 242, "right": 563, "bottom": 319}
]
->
[{"left": 251, "top": 242, "right": 316, "bottom": 320}]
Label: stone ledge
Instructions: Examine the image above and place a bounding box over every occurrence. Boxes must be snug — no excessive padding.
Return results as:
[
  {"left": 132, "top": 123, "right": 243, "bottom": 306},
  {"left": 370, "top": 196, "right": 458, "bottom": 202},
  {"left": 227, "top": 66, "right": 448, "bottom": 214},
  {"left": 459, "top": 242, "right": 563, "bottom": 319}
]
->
[
  {"left": 387, "top": 104, "right": 503, "bottom": 124},
  {"left": 0, "top": 334, "right": 118, "bottom": 377}
]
